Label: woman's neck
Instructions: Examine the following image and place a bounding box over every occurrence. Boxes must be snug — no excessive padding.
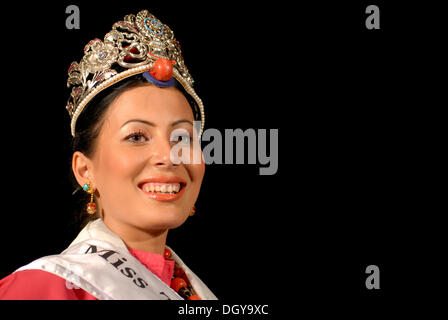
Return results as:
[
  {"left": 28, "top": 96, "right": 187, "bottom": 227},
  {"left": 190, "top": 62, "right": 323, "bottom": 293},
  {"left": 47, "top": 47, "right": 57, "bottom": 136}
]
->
[{"left": 102, "top": 217, "right": 168, "bottom": 255}]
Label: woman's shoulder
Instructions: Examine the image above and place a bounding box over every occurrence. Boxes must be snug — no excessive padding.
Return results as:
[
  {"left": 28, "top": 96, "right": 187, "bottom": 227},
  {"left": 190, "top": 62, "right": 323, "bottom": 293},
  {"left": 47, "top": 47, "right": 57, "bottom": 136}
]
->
[{"left": 0, "top": 269, "right": 97, "bottom": 300}]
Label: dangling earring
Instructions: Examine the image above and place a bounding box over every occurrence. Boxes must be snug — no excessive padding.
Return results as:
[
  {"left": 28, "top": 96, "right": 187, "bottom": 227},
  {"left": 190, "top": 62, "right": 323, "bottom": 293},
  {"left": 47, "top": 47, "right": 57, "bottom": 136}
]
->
[
  {"left": 190, "top": 205, "right": 196, "bottom": 216},
  {"left": 83, "top": 182, "right": 96, "bottom": 215}
]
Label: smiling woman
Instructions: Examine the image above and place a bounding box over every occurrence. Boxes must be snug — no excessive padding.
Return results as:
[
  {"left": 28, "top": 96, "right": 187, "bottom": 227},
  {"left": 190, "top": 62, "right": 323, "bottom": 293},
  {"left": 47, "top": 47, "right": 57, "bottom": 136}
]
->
[
  {"left": 72, "top": 80, "right": 202, "bottom": 247},
  {"left": 0, "top": 9, "right": 216, "bottom": 300},
  {"left": 72, "top": 75, "right": 200, "bottom": 230}
]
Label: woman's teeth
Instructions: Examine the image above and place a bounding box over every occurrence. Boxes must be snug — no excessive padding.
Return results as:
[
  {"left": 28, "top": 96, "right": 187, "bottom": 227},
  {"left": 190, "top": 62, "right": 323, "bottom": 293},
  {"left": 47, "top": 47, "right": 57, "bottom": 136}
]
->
[{"left": 141, "top": 183, "right": 181, "bottom": 194}]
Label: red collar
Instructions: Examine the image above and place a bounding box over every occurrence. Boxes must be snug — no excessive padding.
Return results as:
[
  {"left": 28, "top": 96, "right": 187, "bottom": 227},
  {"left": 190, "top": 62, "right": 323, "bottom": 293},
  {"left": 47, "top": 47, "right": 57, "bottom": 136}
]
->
[{"left": 128, "top": 248, "right": 175, "bottom": 286}]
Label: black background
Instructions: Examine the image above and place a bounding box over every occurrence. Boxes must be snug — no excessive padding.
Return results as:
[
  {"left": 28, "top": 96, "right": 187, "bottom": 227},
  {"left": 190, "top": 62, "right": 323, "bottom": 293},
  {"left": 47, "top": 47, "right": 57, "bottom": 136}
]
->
[{"left": 0, "top": 0, "right": 444, "bottom": 315}]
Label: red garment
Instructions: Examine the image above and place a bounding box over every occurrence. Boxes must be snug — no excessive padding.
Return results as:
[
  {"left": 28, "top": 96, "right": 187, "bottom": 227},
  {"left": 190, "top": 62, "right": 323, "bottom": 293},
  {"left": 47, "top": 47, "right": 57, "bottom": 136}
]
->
[
  {"left": 0, "top": 248, "right": 175, "bottom": 300},
  {"left": 128, "top": 248, "right": 174, "bottom": 287}
]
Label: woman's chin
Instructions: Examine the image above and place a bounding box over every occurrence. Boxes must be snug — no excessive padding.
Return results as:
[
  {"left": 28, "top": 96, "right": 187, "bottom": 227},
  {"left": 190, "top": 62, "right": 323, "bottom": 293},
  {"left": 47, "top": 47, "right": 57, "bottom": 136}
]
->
[{"left": 136, "top": 210, "right": 189, "bottom": 231}]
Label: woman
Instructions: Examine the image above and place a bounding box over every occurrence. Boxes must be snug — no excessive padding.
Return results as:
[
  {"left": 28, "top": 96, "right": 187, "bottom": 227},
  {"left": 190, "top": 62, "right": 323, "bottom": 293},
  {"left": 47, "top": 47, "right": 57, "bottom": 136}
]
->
[{"left": 0, "top": 9, "right": 216, "bottom": 300}]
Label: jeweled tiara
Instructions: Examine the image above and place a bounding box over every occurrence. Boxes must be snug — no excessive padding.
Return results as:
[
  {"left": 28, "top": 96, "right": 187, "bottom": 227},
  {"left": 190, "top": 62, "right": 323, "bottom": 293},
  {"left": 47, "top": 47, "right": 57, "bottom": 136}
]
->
[{"left": 66, "top": 9, "right": 204, "bottom": 136}]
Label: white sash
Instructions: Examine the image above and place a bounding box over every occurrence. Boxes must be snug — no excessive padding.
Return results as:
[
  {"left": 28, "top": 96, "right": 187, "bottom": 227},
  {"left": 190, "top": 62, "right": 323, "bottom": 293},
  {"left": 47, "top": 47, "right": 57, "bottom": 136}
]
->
[{"left": 16, "top": 219, "right": 217, "bottom": 300}]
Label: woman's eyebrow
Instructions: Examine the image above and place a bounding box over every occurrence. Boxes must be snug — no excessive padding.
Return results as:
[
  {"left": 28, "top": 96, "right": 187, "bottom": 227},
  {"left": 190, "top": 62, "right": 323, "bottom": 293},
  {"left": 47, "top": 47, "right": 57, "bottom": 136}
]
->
[
  {"left": 121, "top": 119, "right": 193, "bottom": 128},
  {"left": 171, "top": 119, "right": 193, "bottom": 127},
  {"left": 121, "top": 119, "right": 155, "bottom": 128}
]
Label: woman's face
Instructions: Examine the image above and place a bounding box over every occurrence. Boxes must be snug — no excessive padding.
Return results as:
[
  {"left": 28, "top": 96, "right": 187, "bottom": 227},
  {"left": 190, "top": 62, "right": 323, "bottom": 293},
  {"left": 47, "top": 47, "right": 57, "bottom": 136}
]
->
[{"left": 88, "top": 84, "right": 204, "bottom": 233}]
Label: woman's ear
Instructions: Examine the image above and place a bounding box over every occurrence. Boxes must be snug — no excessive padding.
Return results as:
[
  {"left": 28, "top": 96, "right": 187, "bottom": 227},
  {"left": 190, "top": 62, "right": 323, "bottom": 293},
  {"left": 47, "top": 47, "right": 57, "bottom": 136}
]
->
[{"left": 72, "top": 151, "right": 94, "bottom": 187}]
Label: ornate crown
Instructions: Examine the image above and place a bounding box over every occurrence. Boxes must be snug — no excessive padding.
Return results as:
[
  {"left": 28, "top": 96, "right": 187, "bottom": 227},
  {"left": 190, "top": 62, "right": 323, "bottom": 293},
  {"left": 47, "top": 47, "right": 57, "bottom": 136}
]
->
[{"left": 66, "top": 9, "right": 204, "bottom": 136}]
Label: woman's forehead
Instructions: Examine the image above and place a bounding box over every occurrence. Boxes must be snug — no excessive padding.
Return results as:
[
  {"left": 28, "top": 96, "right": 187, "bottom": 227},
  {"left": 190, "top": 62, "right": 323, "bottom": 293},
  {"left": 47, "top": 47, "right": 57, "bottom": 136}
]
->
[{"left": 106, "top": 85, "right": 194, "bottom": 125}]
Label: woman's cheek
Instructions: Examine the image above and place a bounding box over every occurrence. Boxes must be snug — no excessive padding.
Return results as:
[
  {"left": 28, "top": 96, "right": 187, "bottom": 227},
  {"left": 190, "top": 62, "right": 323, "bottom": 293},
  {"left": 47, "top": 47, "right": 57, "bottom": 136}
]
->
[
  {"left": 188, "top": 161, "right": 205, "bottom": 190},
  {"left": 99, "top": 145, "right": 144, "bottom": 184}
]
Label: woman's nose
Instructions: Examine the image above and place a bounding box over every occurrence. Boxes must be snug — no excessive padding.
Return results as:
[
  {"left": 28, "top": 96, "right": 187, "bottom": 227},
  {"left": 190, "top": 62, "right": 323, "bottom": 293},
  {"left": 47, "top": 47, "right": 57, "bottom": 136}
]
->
[{"left": 149, "top": 136, "right": 177, "bottom": 168}]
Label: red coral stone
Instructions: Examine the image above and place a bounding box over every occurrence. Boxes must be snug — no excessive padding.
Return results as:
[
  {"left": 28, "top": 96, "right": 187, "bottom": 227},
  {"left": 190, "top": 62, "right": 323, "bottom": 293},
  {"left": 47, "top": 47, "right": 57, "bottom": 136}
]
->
[
  {"left": 164, "top": 248, "right": 172, "bottom": 259},
  {"left": 187, "top": 294, "right": 201, "bottom": 300},
  {"left": 86, "top": 203, "right": 96, "bottom": 214},
  {"left": 171, "top": 277, "right": 187, "bottom": 292},
  {"left": 174, "top": 266, "right": 187, "bottom": 279},
  {"left": 150, "top": 58, "right": 173, "bottom": 81}
]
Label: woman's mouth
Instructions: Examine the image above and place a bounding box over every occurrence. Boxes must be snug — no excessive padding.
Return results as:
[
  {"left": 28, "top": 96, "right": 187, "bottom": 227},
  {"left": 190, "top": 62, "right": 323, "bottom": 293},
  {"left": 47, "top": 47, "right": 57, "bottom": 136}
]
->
[
  {"left": 138, "top": 178, "right": 186, "bottom": 201},
  {"left": 141, "top": 182, "right": 183, "bottom": 194}
]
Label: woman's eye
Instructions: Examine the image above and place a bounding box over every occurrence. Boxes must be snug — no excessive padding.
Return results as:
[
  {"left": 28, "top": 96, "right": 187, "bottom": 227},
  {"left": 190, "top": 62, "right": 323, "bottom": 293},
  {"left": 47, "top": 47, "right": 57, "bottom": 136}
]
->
[
  {"left": 173, "top": 134, "right": 191, "bottom": 143},
  {"left": 126, "top": 132, "right": 148, "bottom": 144}
]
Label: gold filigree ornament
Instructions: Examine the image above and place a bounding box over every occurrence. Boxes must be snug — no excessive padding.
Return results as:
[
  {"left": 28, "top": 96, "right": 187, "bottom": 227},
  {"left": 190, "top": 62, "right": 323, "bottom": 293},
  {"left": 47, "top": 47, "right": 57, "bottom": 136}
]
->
[{"left": 66, "top": 10, "right": 204, "bottom": 137}]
